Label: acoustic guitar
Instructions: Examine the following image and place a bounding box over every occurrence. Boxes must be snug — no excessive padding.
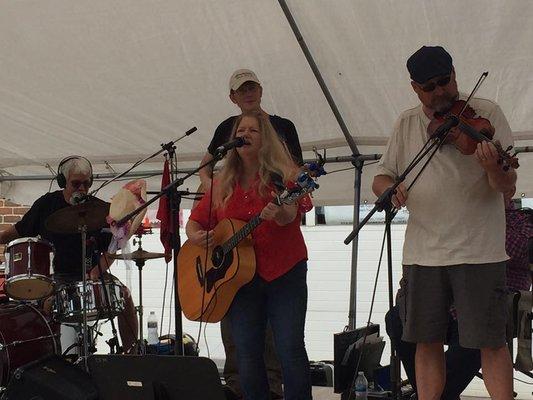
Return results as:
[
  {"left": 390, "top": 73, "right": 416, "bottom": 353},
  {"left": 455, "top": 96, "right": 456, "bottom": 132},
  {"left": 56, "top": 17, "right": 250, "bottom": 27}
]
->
[{"left": 178, "top": 170, "right": 320, "bottom": 323}]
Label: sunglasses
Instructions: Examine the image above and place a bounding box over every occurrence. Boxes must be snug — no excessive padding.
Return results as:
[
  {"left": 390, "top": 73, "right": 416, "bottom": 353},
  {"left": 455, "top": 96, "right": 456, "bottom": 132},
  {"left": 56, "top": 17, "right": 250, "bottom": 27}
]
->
[
  {"left": 419, "top": 75, "right": 451, "bottom": 92},
  {"left": 70, "top": 180, "right": 91, "bottom": 189},
  {"left": 235, "top": 81, "right": 260, "bottom": 94}
]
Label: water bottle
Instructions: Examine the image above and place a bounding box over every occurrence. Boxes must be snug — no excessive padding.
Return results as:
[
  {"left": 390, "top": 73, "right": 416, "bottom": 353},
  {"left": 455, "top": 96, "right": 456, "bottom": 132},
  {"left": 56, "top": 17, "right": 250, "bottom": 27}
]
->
[
  {"left": 147, "top": 311, "right": 159, "bottom": 345},
  {"left": 354, "top": 371, "right": 368, "bottom": 399}
]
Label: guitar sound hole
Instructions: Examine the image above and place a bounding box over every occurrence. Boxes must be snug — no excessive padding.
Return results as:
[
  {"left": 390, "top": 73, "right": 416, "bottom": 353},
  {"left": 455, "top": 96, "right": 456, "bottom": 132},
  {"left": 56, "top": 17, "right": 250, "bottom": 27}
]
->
[
  {"left": 211, "top": 246, "right": 225, "bottom": 269},
  {"left": 205, "top": 247, "right": 234, "bottom": 292}
]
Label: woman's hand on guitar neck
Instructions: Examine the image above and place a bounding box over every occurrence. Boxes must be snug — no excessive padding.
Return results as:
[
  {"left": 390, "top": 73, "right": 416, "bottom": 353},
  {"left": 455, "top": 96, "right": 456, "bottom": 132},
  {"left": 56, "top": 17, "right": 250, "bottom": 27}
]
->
[
  {"left": 188, "top": 228, "right": 214, "bottom": 248},
  {"left": 260, "top": 192, "right": 298, "bottom": 226}
]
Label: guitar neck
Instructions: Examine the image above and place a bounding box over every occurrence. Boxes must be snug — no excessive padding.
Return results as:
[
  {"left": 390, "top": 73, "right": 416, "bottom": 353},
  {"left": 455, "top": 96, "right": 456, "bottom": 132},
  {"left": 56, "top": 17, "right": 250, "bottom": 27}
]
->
[
  {"left": 221, "top": 195, "right": 284, "bottom": 253},
  {"left": 222, "top": 214, "right": 262, "bottom": 253}
]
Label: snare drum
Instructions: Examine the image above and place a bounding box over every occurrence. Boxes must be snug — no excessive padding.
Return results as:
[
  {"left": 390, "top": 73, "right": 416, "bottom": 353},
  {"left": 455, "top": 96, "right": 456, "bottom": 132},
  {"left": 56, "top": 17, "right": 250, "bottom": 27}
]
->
[
  {"left": 54, "top": 279, "right": 125, "bottom": 323},
  {"left": 4, "top": 237, "right": 55, "bottom": 300},
  {"left": 0, "top": 302, "right": 60, "bottom": 386}
]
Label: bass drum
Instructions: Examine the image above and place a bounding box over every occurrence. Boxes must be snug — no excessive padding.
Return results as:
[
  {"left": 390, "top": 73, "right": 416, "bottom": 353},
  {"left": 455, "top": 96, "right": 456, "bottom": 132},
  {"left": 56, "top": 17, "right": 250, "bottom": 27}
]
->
[
  {"left": 0, "top": 302, "right": 60, "bottom": 387},
  {"left": 0, "top": 264, "right": 7, "bottom": 303}
]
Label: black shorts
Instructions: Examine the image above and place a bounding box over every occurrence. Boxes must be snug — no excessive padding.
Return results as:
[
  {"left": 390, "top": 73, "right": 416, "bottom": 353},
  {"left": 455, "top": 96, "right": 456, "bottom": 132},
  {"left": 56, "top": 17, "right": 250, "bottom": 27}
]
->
[{"left": 398, "top": 262, "right": 508, "bottom": 349}]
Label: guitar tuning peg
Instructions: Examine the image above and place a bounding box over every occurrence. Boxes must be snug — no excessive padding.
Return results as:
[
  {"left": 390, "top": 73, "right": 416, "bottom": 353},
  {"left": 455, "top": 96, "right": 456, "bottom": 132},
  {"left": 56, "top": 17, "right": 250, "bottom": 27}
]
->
[
  {"left": 505, "top": 145, "right": 513, "bottom": 152},
  {"left": 312, "top": 146, "right": 326, "bottom": 167}
]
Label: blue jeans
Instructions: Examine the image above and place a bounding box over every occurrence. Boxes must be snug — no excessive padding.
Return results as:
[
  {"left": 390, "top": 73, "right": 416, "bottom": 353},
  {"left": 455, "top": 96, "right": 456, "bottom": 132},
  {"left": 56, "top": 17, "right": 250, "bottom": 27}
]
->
[{"left": 228, "top": 261, "right": 312, "bottom": 400}]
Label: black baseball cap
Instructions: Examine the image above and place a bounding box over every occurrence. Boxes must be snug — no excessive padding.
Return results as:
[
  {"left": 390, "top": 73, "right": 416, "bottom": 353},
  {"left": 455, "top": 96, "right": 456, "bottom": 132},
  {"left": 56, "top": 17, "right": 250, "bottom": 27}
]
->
[{"left": 407, "top": 46, "right": 453, "bottom": 83}]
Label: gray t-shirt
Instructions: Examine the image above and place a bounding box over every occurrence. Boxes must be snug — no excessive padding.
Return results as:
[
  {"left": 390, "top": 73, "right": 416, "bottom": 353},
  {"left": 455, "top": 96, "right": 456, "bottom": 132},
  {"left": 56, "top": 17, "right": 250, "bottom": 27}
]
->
[{"left": 377, "top": 96, "right": 513, "bottom": 266}]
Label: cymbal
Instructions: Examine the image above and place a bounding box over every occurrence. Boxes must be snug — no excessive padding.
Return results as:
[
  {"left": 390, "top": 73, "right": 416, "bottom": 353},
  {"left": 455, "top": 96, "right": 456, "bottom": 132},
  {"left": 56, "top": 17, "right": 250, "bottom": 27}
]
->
[
  {"left": 45, "top": 198, "right": 110, "bottom": 234},
  {"left": 109, "top": 249, "right": 166, "bottom": 261}
]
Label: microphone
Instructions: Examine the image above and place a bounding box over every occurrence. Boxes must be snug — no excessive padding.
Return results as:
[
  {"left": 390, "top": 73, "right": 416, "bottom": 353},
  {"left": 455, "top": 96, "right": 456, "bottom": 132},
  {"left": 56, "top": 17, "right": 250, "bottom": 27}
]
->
[
  {"left": 215, "top": 137, "right": 248, "bottom": 155},
  {"left": 185, "top": 126, "right": 197, "bottom": 136},
  {"left": 70, "top": 192, "right": 88, "bottom": 205}
]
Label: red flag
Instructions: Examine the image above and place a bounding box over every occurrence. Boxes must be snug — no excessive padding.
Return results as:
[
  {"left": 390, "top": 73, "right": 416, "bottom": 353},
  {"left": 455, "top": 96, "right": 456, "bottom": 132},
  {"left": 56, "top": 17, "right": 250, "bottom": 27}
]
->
[{"left": 156, "top": 159, "right": 173, "bottom": 262}]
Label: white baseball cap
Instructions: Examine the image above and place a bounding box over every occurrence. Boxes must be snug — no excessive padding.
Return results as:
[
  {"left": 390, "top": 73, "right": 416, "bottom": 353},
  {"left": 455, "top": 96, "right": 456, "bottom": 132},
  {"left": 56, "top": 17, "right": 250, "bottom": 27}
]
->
[{"left": 229, "top": 69, "right": 261, "bottom": 91}]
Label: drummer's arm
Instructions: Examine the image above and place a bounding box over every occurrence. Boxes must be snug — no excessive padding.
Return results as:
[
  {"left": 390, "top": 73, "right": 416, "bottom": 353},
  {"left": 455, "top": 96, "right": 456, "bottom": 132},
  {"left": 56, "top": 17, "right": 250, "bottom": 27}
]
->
[
  {"left": 89, "top": 251, "right": 115, "bottom": 280},
  {"left": 0, "top": 226, "right": 20, "bottom": 244}
]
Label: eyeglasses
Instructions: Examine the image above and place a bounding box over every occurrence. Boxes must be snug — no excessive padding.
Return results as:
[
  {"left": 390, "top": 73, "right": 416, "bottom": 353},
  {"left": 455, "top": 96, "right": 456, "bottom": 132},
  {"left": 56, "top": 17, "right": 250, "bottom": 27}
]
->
[
  {"left": 419, "top": 75, "right": 451, "bottom": 92},
  {"left": 69, "top": 180, "right": 91, "bottom": 189}
]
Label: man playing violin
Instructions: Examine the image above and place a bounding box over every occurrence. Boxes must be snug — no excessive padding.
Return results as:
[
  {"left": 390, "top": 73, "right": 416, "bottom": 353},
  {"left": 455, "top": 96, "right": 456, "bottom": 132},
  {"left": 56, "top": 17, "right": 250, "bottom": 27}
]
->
[{"left": 373, "top": 46, "right": 517, "bottom": 400}]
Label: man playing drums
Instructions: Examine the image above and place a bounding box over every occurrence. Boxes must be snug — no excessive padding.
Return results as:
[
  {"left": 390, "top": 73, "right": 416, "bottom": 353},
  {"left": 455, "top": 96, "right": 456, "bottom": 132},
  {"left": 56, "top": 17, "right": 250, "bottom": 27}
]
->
[{"left": 0, "top": 156, "right": 138, "bottom": 353}]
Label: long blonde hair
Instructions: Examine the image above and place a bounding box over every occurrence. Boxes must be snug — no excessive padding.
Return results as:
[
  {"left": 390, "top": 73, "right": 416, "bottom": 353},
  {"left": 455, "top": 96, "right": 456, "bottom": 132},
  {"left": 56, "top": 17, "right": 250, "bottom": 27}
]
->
[{"left": 214, "top": 111, "right": 298, "bottom": 207}]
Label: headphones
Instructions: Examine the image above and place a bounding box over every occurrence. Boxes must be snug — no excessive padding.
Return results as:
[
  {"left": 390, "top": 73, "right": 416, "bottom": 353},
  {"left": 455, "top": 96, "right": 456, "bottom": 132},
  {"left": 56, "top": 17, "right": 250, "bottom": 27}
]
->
[{"left": 56, "top": 155, "right": 94, "bottom": 189}]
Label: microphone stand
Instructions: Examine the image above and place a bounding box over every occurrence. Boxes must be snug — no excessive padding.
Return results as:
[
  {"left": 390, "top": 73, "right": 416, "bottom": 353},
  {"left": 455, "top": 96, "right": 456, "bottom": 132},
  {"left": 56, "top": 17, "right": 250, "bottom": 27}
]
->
[
  {"left": 161, "top": 141, "right": 185, "bottom": 355},
  {"left": 343, "top": 117, "right": 457, "bottom": 400},
  {"left": 115, "top": 149, "right": 228, "bottom": 355},
  {"left": 89, "top": 127, "right": 197, "bottom": 196}
]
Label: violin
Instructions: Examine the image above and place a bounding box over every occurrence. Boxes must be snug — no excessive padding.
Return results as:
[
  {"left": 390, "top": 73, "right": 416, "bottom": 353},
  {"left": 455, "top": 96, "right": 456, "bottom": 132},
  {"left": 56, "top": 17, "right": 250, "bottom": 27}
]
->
[{"left": 427, "top": 100, "right": 519, "bottom": 170}]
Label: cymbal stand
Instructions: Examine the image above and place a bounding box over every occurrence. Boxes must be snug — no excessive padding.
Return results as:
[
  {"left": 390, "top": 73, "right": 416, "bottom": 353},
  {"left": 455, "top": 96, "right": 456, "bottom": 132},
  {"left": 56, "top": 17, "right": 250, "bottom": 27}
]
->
[
  {"left": 79, "top": 222, "right": 89, "bottom": 371},
  {"left": 132, "top": 233, "right": 147, "bottom": 355},
  {"left": 115, "top": 149, "right": 226, "bottom": 355}
]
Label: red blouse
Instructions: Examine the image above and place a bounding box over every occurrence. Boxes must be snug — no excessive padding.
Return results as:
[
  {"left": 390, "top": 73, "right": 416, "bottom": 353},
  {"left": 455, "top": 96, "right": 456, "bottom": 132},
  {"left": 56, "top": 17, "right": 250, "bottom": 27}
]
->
[{"left": 189, "top": 179, "right": 313, "bottom": 281}]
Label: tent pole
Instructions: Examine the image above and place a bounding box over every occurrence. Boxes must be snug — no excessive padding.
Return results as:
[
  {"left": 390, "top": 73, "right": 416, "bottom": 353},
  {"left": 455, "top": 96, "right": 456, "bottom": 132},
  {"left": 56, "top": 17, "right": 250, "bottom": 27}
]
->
[
  {"left": 348, "top": 161, "right": 362, "bottom": 329},
  {"left": 277, "top": 0, "right": 359, "bottom": 155},
  {"left": 278, "top": 0, "right": 363, "bottom": 329}
]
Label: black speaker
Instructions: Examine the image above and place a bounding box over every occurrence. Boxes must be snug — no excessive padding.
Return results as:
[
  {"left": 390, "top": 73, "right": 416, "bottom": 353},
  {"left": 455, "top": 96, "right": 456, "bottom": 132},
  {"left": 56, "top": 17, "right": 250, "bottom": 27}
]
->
[
  {"left": 334, "top": 324, "right": 384, "bottom": 393},
  {"left": 310, "top": 361, "right": 333, "bottom": 387},
  {"left": 1, "top": 355, "right": 98, "bottom": 400},
  {"left": 88, "top": 355, "right": 225, "bottom": 400}
]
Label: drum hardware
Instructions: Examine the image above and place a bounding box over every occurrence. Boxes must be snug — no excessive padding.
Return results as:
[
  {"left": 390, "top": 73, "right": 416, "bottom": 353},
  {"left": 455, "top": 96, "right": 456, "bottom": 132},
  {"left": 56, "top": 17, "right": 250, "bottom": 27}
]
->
[
  {"left": 0, "top": 333, "right": 60, "bottom": 350},
  {"left": 60, "top": 321, "right": 100, "bottom": 358},
  {"left": 109, "top": 233, "right": 165, "bottom": 355},
  {"left": 80, "top": 224, "right": 89, "bottom": 370},
  {"left": 46, "top": 199, "right": 109, "bottom": 372},
  {"left": 93, "top": 260, "right": 123, "bottom": 355}
]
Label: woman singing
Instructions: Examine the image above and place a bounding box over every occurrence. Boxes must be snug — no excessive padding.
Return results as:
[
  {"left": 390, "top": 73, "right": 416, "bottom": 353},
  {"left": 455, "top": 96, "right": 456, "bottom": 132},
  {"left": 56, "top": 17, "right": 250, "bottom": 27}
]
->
[{"left": 186, "top": 111, "right": 313, "bottom": 400}]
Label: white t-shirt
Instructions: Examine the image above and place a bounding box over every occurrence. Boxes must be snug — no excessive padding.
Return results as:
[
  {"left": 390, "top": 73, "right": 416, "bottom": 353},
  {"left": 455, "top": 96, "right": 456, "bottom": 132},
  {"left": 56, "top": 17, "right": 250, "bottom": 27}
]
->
[{"left": 377, "top": 97, "right": 513, "bottom": 266}]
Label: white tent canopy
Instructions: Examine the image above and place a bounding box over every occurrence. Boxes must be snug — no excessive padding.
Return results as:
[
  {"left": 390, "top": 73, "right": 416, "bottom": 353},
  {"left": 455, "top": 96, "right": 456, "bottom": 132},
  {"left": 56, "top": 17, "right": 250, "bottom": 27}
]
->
[{"left": 1, "top": 0, "right": 532, "bottom": 206}]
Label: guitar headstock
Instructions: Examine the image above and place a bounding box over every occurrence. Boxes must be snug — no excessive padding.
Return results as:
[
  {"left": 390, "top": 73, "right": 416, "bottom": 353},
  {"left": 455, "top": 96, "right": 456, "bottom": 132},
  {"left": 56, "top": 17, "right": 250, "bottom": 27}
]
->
[{"left": 276, "top": 164, "right": 326, "bottom": 205}]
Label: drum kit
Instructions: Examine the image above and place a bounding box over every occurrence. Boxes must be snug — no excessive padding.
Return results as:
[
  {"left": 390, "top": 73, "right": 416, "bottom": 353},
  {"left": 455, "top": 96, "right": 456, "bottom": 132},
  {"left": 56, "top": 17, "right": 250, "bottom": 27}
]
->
[{"left": 0, "top": 198, "right": 165, "bottom": 390}]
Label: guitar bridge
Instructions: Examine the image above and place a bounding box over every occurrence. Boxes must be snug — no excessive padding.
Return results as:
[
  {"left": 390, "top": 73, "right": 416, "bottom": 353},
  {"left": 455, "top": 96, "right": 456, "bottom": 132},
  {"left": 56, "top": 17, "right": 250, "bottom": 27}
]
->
[{"left": 195, "top": 256, "right": 205, "bottom": 286}]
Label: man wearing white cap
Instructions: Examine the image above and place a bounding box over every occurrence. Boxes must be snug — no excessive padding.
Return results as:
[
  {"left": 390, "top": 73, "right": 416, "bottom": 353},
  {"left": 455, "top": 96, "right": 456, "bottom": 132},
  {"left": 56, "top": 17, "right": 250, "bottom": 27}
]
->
[
  {"left": 198, "top": 68, "right": 303, "bottom": 189},
  {"left": 197, "top": 69, "right": 303, "bottom": 400}
]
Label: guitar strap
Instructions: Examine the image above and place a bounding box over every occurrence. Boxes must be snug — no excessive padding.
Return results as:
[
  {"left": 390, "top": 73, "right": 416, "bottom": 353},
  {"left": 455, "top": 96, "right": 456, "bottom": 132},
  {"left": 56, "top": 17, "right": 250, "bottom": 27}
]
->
[{"left": 270, "top": 172, "right": 285, "bottom": 191}]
